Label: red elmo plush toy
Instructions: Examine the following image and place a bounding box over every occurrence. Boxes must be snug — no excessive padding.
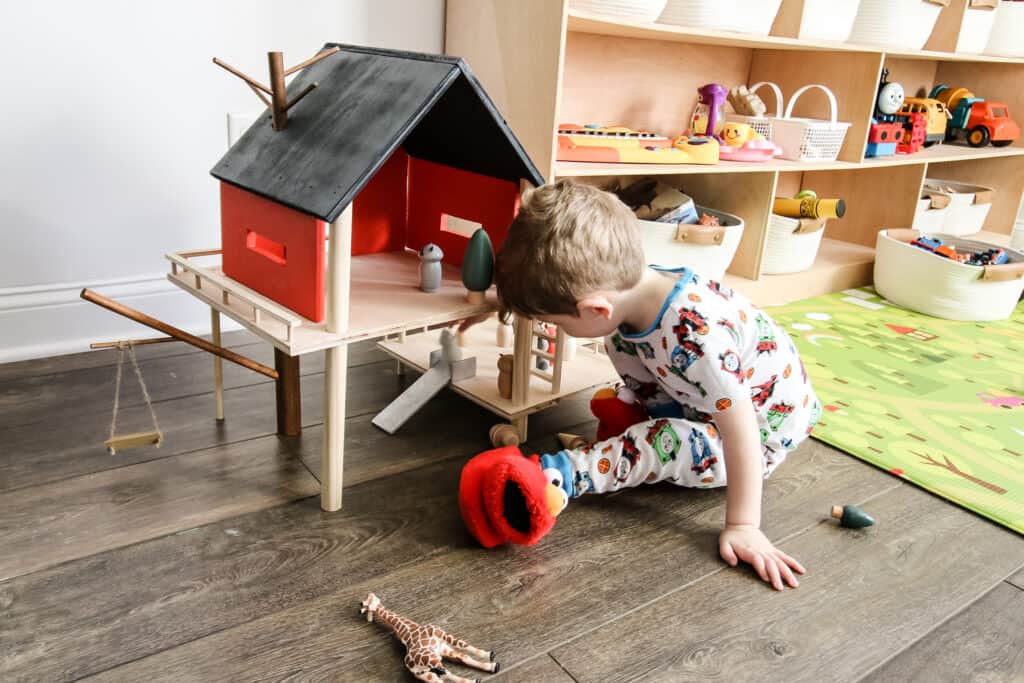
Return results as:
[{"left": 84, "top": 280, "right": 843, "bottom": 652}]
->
[
  {"left": 591, "top": 386, "right": 649, "bottom": 441},
  {"left": 459, "top": 446, "right": 566, "bottom": 548},
  {"left": 460, "top": 387, "right": 650, "bottom": 548}
]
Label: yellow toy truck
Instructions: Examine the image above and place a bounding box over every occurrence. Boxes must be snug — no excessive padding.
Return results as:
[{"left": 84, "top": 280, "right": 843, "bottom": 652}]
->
[{"left": 898, "top": 97, "right": 949, "bottom": 147}]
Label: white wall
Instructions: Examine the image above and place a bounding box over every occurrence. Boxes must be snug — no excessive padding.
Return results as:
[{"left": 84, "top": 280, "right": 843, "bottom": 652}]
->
[{"left": 0, "top": 0, "right": 444, "bottom": 362}]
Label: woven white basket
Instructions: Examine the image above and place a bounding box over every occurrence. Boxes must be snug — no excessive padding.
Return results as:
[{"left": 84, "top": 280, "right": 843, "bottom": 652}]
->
[
  {"left": 874, "top": 229, "right": 1024, "bottom": 321},
  {"left": 956, "top": 0, "right": 999, "bottom": 53},
  {"left": 658, "top": 0, "right": 782, "bottom": 34},
  {"left": 772, "top": 84, "right": 851, "bottom": 162},
  {"left": 911, "top": 191, "right": 951, "bottom": 232},
  {"left": 762, "top": 214, "right": 826, "bottom": 275},
  {"left": 922, "top": 178, "right": 994, "bottom": 235},
  {"left": 637, "top": 206, "right": 744, "bottom": 280},
  {"left": 985, "top": 0, "right": 1024, "bottom": 56},
  {"left": 847, "top": 0, "right": 945, "bottom": 50},
  {"left": 728, "top": 82, "right": 783, "bottom": 141},
  {"left": 787, "top": 0, "right": 862, "bottom": 42},
  {"left": 570, "top": 0, "right": 668, "bottom": 23}
]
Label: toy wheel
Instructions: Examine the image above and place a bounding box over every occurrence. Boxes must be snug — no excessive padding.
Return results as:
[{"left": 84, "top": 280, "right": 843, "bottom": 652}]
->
[
  {"left": 991, "top": 140, "right": 1013, "bottom": 148},
  {"left": 967, "top": 126, "right": 990, "bottom": 148},
  {"left": 922, "top": 140, "right": 938, "bottom": 148}
]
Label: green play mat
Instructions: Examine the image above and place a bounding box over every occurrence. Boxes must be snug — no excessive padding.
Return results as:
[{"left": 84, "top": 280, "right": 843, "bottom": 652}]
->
[{"left": 768, "top": 288, "right": 1024, "bottom": 535}]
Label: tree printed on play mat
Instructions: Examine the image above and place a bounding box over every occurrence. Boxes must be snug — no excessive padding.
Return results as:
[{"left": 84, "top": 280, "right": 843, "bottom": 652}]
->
[
  {"left": 912, "top": 451, "right": 1008, "bottom": 495},
  {"left": 768, "top": 289, "right": 1023, "bottom": 534}
]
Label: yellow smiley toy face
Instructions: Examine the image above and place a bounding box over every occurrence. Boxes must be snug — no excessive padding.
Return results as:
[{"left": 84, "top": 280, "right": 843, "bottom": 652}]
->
[{"left": 721, "top": 122, "right": 752, "bottom": 147}]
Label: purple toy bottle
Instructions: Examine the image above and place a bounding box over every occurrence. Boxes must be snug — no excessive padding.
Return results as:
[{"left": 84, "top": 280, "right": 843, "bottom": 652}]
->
[{"left": 691, "top": 83, "right": 728, "bottom": 139}]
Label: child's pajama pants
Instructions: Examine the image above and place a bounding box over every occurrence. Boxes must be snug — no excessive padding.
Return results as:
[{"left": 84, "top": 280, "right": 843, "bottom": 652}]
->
[{"left": 541, "top": 417, "right": 789, "bottom": 499}]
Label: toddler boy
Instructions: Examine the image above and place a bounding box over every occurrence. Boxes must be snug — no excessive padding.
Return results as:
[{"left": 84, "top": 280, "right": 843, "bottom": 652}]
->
[{"left": 482, "top": 180, "right": 820, "bottom": 590}]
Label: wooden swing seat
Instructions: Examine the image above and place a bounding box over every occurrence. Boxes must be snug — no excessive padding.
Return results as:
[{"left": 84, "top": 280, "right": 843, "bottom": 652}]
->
[{"left": 105, "top": 430, "right": 163, "bottom": 454}]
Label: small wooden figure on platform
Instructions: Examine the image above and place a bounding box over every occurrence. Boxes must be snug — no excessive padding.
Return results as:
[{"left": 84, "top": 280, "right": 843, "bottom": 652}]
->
[
  {"left": 419, "top": 244, "right": 444, "bottom": 293},
  {"left": 831, "top": 504, "right": 875, "bottom": 528},
  {"left": 497, "top": 354, "right": 514, "bottom": 399},
  {"left": 360, "top": 593, "right": 499, "bottom": 683},
  {"left": 462, "top": 228, "right": 494, "bottom": 304},
  {"left": 496, "top": 314, "right": 514, "bottom": 348}
]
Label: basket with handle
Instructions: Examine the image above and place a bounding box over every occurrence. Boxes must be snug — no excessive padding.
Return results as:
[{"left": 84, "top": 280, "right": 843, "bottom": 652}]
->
[
  {"left": 772, "top": 84, "right": 851, "bottom": 162},
  {"left": 636, "top": 206, "right": 745, "bottom": 280},
  {"left": 727, "top": 81, "right": 784, "bottom": 141},
  {"left": 874, "top": 228, "right": 1024, "bottom": 321},
  {"left": 762, "top": 214, "right": 827, "bottom": 275}
]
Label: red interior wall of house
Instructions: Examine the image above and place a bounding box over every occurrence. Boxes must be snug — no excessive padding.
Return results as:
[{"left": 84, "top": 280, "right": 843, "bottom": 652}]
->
[
  {"left": 405, "top": 157, "right": 520, "bottom": 266},
  {"left": 351, "top": 148, "right": 409, "bottom": 256},
  {"left": 220, "top": 182, "right": 325, "bottom": 322}
]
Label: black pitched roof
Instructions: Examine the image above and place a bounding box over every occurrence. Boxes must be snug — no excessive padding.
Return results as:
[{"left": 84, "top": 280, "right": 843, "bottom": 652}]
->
[{"left": 211, "top": 43, "right": 545, "bottom": 223}]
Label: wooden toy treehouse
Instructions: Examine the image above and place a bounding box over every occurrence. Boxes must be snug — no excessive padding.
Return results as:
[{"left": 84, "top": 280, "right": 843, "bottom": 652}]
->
[{"left": 153, "top": 43, "right": 616, "bottom": 511}]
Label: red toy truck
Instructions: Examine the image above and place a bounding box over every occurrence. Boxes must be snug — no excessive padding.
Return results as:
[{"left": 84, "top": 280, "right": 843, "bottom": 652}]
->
[{"left": 930, "top": 85, "right": 1020, "bottom": 148}]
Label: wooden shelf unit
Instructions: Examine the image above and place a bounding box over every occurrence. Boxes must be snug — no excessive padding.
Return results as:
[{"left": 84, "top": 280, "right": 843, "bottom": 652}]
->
[{"left": 446, "top": 0, "right": 1024, "bottom": 304}]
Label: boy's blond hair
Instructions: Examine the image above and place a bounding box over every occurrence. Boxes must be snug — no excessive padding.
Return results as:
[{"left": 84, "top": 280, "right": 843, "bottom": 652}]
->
[{"left": 495, "top": 179, "right": 644, "bottom": 321}]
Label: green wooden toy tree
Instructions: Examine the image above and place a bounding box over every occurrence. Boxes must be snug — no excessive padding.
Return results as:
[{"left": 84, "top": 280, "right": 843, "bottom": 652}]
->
[
  {"left": 461, "top": 228, "right": 494, "bottom": 304},
  {"left": 831, "top": 504, "right": 875, "bottom": 528}
]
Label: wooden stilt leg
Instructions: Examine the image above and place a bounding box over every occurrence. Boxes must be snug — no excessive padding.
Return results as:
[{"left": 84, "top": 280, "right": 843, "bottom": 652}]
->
[
  {"left": 210, "top": 309, "right": 225, "bottom": 421},
  {"left": 396, "top": 328, "right": 407, "bottom": 377},
  {"left": 512, "top": 414, "right": 528, "bottom": 442},
  {"left": 322, "top": 202, "right": 352, "bottom": 512},
  {"left": 322, "top": 343, "right": 346, "bottom": 511},
  {"left": 274, "top": 348, "right": 301, "bottom": 436}
]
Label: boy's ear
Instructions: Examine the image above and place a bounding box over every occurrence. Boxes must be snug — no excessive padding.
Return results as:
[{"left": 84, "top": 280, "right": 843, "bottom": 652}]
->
[{"left": 577, "top": 294, "right": 614, "bottom": 321}]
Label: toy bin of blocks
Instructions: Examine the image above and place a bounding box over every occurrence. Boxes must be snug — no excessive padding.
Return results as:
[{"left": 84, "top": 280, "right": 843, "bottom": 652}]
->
[
  {"left": 612, "top": 178, "right": 745, "bottom": 280},
  {"left": 762, "top": 191, "right": 845, "bottom": 275},
  {"left": 657, "top": 0, "right": 783, "bottom": 35},
  {"left": 874, "top": 229, "right": 1024, "bottom": 321},
  {"left": 918, "top": 179, "right": 995, "bottom": 236},
  {"left": 847, "top": 0, "right": 946, "bottom": 51}
]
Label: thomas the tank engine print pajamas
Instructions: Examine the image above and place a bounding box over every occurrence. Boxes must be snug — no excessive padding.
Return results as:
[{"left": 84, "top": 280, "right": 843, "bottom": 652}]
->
[{"left": 541, "top": 268, "right": 821, "bottom": 501}]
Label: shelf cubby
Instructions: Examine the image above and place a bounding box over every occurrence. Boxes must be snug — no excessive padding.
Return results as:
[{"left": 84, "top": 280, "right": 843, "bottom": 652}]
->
[{"left": 447, "top": 0, "right": 1024, "bottom": 305}]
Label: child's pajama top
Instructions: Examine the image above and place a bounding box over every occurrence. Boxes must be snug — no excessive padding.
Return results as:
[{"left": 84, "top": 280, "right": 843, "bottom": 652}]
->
[{"left": 541, "top": 268, "right": 821, "bottom": 501}]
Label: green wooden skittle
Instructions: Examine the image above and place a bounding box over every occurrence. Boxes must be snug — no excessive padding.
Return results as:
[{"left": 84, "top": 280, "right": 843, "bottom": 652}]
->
[{"left": 831, "top": 504, "right": 875, "bottom": 528}]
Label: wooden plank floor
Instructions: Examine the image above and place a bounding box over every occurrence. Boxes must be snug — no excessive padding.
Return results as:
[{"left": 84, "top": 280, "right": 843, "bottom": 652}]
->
[{"left": 1, "top": 334, "right": 1022, "bottom": 682}]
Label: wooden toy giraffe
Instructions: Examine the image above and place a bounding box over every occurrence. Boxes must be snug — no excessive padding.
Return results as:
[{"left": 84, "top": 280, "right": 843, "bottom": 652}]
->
[{"left": 360, "top": 593, "right": 500, "bottom": 682}]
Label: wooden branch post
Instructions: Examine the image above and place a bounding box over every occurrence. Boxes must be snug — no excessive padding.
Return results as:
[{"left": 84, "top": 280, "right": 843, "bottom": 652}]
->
[
  {"left": 268, "top": 51, "right": 288, "bottom": 131},
  {"left": 213, "top": 47, "right": 338, "bottom": 132},
  {"left": 322, "top": 203, "right": 352, "bottom": 511},
  {"left": 274, "top": 349, "right": 301, "bottom": 436}
]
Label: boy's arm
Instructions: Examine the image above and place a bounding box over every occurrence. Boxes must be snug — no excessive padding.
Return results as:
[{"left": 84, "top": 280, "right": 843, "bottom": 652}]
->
[
  {"left": 714, "top": 397, "right": 763, "bottom": 528},
  {"left": 715, "top": 398, "right": 805, "bottom": 590}
]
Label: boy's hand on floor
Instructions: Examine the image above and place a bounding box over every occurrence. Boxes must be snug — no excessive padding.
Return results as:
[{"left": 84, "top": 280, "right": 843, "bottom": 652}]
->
[{"left": 719, "top": 524, "right": 806, "bottom": 590}]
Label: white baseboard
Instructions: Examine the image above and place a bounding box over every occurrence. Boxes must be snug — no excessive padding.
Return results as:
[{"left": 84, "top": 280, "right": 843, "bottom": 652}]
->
[{"left": 0, "top": 274, "right": 241, "bottom": 364}]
